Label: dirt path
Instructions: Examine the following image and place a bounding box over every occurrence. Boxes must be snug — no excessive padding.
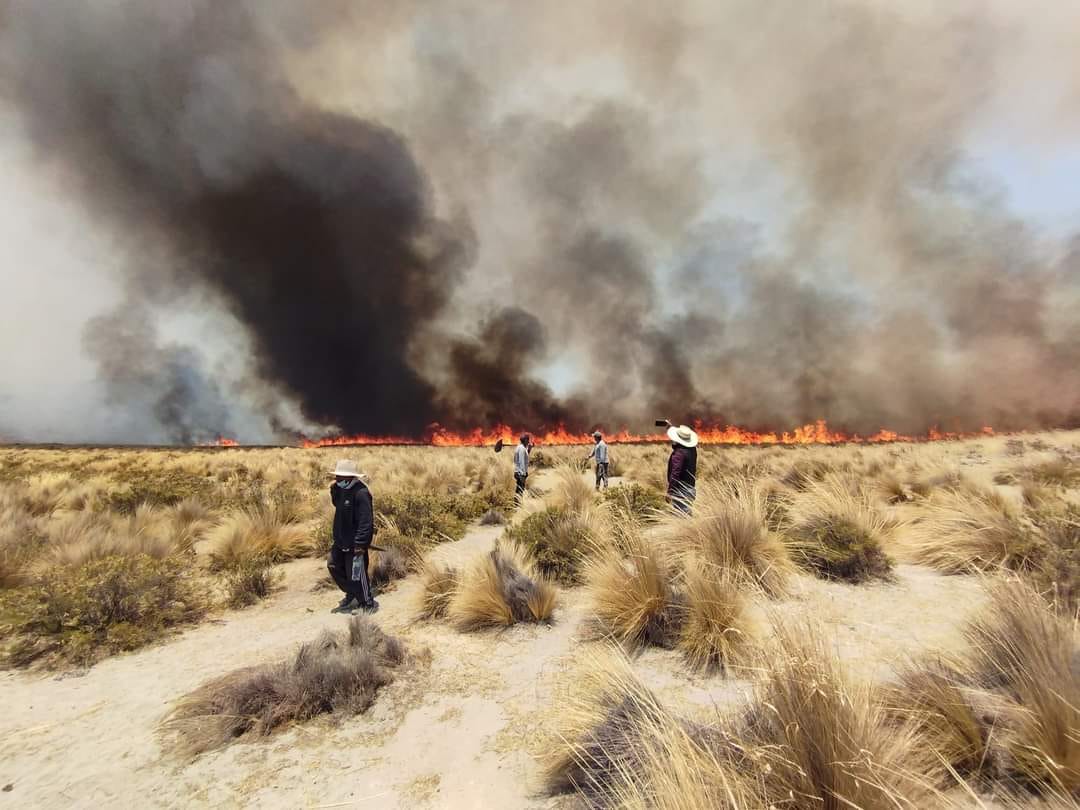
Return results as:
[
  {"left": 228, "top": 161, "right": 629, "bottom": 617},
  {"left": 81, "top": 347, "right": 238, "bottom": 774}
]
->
[{"left": 0, "top": 507, "right": 987, "bottom": 809}]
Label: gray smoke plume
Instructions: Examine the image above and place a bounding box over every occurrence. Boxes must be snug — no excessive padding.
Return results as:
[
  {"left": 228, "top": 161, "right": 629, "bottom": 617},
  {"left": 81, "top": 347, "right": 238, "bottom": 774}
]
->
[{"left": 1, "top": 0, "right": 1078, "bottom": 442}]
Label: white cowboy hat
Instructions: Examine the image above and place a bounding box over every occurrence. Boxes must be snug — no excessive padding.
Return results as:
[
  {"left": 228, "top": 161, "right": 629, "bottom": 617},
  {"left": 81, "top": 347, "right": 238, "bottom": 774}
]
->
[
  {"left": 331, "top": 459, "right": 367, "bottom": 479},
  {"left": 667, "top": 424, "right": 699, "bottom": 448}
]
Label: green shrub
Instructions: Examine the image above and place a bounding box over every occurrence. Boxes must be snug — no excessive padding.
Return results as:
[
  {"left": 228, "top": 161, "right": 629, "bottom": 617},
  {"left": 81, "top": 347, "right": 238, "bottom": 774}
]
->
[
  {"left": 220, "top": 556, "right": 278, "bottom": 609},
  {"left": 602, "top": 484, "right": 666, "bottom": 524},
  {"left": 507, "top": 506, "right": 590, "bottom": 585},
  {"left": 0, "top": 554, "right": 207, "bottom": 667},
  {"left": 788, "top": 515, "right": 894, "bottom": 584},
  {"left": 377, "top": 493, "right": 468, "bottom": 544},
  {"left": 106, "top": 470, "right": 215, "bottom": 513}
]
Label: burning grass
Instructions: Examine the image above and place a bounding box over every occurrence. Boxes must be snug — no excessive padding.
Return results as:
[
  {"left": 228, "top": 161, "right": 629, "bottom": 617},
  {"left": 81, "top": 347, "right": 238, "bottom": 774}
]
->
[{"left": 163, "top": 615, "right": 407, "bottom": 757}]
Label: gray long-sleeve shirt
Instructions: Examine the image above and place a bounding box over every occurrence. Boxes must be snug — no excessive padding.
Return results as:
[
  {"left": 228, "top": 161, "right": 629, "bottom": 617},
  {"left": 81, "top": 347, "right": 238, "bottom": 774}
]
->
[
  {"left": 587, "top": 440, "right": 609, "bottom": 464},
  {"left": 514, "top": 443, "right": 530, "bottom": 476}
]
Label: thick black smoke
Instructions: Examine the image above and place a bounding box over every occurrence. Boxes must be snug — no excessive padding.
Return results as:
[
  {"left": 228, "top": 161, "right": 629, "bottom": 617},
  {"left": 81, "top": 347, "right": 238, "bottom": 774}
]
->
[
  {"left": 3, "top": 0, "right": 1080, "bottom": 441},
  {"left": 1, "top": 0, "right": 557, "bottom": 438}
]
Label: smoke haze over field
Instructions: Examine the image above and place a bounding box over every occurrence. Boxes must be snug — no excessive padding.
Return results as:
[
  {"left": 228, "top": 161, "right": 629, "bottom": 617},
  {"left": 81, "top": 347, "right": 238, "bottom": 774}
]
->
[{"left": 1, "top": 0, "right": 1079, "bottom": 442}]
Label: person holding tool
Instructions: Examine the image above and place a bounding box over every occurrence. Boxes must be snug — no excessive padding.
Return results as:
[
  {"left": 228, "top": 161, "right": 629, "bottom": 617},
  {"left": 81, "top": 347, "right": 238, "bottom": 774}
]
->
[
  {"left": 513, "top": 434, "right": 532, "bottom": 504},
  {"left": 656, "top": 421, "right": 699, "bottom": 515},
  {"left": 327, "top": 459, "right": 378, "bottom": 613},
  {"left": 586, "top": 430, "right": 610, "bottom": 490}
]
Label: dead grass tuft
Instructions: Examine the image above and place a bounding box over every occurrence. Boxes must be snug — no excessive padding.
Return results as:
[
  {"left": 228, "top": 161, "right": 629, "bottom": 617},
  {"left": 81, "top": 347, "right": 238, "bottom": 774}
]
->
[
  {"left": 677, "top": 561, "right": 752, "bottom": 674},
  {"left": 205, "top": 504, "right": 314, "bottom": 570},
  {"left": 415, "top": 560, "right": 460, "bottom": 620},
  {"left": 163, "top": 616, "right": 406, "bottom": 757}
]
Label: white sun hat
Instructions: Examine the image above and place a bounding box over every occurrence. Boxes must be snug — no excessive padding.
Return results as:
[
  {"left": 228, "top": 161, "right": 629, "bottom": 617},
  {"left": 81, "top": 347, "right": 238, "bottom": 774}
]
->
[
  {"left": 667, "top": 424, "right": 699, "bottom": 448},
  {"left": 331, "top": 459, "right": 366, "bottom": 479}
]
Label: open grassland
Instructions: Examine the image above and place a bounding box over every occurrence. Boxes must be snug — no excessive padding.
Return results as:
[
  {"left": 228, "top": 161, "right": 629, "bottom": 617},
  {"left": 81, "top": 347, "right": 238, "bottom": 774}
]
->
[{"left": 0, "top": 430, "right": 1077, "bottom": 808}]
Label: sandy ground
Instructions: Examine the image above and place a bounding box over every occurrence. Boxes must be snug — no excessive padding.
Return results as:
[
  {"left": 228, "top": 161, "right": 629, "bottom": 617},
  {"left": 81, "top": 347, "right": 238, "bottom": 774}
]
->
[{"left": 0, "top": 473, "right": 992, "bottom": 809}]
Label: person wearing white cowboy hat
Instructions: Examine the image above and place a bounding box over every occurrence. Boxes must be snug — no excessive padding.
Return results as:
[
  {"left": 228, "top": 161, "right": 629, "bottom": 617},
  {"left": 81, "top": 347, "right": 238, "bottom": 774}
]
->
[
  {"left": 665, "top": 425, "right": 699, "bottom": 515},
  {"left": 327, "top": 460, "right": 377, "bottom": 613}
]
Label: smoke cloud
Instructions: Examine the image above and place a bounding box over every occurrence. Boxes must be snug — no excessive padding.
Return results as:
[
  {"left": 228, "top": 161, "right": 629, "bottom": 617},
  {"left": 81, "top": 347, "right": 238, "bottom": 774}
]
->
[{"left": 2, "top": 0, "right": 1078, "bottom": 442}]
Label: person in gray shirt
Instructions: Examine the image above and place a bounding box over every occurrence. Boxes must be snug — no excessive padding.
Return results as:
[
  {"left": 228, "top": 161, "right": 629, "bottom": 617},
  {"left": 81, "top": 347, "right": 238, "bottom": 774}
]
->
[
  {"left": 586, "top": 431, "right": 610, "bottom": 491},
  {"left": 513, "top": 434, "right": 531, "bottom": 503}
]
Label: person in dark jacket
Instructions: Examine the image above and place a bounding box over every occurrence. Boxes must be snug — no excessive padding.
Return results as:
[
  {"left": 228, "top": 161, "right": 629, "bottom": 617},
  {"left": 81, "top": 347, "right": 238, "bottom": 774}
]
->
[
  {"left": 665, "top": 424, "right": 699, "bottom": 515},
  {"left": 327, "top": 460, "right": 377, "bottom": 613}
]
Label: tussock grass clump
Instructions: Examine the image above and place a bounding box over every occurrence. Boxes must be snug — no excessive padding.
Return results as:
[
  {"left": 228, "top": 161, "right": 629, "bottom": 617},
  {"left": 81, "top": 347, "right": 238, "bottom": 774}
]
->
[
  {"left": 905, "top": 492, "right": 1043, "bottom": 574},
  {"left": 446, "top": 544, "right": 556, "bottom": 631},
  {"left": 657, "top": 481, "right": 794, "bottom": 597},
  {"left": 585, "top": 530, "right": 684, "bottom": 651},
  {"left": 897, "top": 581, "right": 1079, "bottom": 796},
  {"left": 742, "top": 622, "right": 935, "bottom": 808},
  {"left": 545, "top": 464, "right": 598, "bottom": 514},
  {"left": 1028, "top": 505, "right": 1079, "bottom": 617},
  {"left": 368, "top": 544, "right": 411, "bottom": 589},
  {"left": 546, "top": 626, "right": 935, "bottom": 809},
  {"left": 164, "top": 616, "right": 406, "bottom": 757},
  {"left": 205, "top": 505, "right": 314, "bottom": 570},
  {"left": 415, "top": 560, "right": 460, "bottom": 620},
  {"left": 0, "top": 503, "right": 45, "bottom": 589},
  {"left": 786, "top": 478, "right": 895, "bottom": 583},
  {"left": 1, "top": 554, "right": 206, "bottom": 667},
  {"left": 220, "top": 556, "right": 278, "bottom": 609},
  {"left": 677, "top": 561, "right": 752, "bottom": 674}
]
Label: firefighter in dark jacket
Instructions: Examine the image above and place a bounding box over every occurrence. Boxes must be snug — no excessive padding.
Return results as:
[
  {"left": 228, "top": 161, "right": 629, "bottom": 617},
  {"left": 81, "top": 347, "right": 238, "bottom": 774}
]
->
[
  {"left": 327, "top": 460, "right": 377, "bottom": 613},
  {"left": 665, "top": 424, "right": 699, "bottom": 515}
]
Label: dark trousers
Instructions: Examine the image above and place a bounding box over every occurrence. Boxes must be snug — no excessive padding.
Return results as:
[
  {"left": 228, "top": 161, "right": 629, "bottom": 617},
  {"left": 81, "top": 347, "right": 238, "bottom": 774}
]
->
[
  {"left": 595, "top": 462, "right": 609, "bottom": 489},
  {"left": 328, "top": 545, "right": 373, "bottom": 605},
  {"left": 514, "top": 473, "right": 527, "bottom": 503}
]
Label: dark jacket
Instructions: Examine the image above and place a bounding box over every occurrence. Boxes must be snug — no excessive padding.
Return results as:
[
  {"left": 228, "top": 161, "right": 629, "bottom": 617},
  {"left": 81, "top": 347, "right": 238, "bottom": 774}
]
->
[
  {"left": 667, "top": 446, "right": 697, "bottom": 495},
  {"left": 330, "top": 480, "right": 374, "bottom": 550}
]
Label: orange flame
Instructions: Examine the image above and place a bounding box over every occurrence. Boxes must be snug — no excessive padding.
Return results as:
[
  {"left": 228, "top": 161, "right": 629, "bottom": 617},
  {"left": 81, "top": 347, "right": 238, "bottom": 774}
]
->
[
  {"left": 200, "top": 436, "right": 239, "bottom": 447},
  {"left": 296, "top": 420, "right": 995, "bottom": 448}
]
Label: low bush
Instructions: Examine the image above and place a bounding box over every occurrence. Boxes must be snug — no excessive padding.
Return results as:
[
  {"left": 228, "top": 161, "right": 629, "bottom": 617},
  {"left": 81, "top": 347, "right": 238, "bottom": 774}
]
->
[
  {"left": 376, "top": 493, "right": 468, "bottom": 545},
  {"left": 506, "top": 506, "right": 594, "bottom": 585},
  {"left": 479, "top": 508, "right": 506, "bottom": 526},
  {"left": 0, "top": 554, "right": 206, "bottom": 667},
  {"left": 601, "top": 483, "right": 666, "bottom": 524},
  {"left": 163, "top": 616, "right": 407, "bottom": 757},
  {"left": 106, "top": 469, "right": 215, "bottom": 513},
  {"left": 220, "top": 556, "right": 278, "bottom": 609}
]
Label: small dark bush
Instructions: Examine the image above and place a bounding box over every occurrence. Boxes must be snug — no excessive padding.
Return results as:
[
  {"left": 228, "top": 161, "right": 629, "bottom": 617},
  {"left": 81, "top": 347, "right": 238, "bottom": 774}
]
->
[
  {"left": 480, "top": 509, "right": 506, "bottom": 526},
  {"left": 602, "top": 484, "right": 666, "bottom": 524},
  {"left": 507, "top": 506, "right": 589, "bottom": 585},
  {"left": 370, "top": 545, "right": 410, "bottom": 589},
  {"left": 0, "top": 554, "right": 206, "bottom": 667},
  {"left": 220, "top": 556, "right": 278, "bottom": 609},
  {"left": 788, "top": 515, "right": 894, "bottom": 584},
  {"left": 164, "top": 616, "right": 407, "bottom": 756}
]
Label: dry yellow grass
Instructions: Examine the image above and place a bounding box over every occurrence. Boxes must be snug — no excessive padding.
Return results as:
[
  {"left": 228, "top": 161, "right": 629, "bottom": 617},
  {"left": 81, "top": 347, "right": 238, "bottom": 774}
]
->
[
  {"left": 445, "top": 543, "right": 557, "bottom": 631},
  {"left": 656, "top": 480, "right": 794, "bottom": 596},
  {"left": 204, "top": 505, "right": 315, "bottom": 569},
  {"left": 677, "top": 560, "right": 753, "bottom": 673}
]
